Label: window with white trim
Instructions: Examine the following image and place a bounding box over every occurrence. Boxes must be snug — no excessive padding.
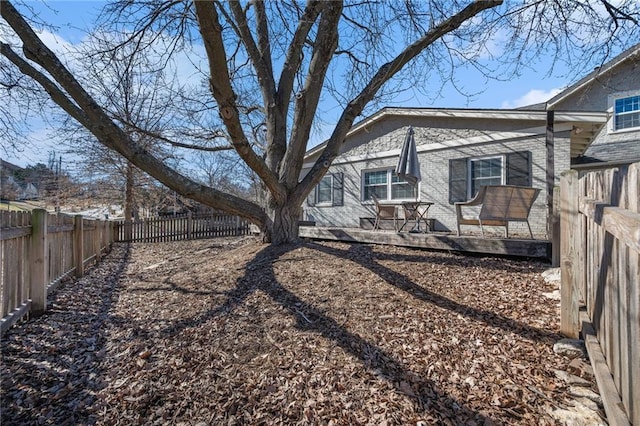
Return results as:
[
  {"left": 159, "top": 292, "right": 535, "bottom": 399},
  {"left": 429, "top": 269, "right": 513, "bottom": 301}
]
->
[
  {"left": 449, "top": 151, "right": 531, "bottom": 204},
  {"left": 362, "top": 168, "right": 416, "bottom": 201},
  {"left": 307, "top": 172, "right": 343, "bottom": 207},
  {"left": 614, "top": 95, "right": 640, "bottom": 131},
  {"left": 470, "top": 156, "right": 502, "bottom": 196},
  {"left": 316, "top": 175, "right": 333, "bottom": 204}
]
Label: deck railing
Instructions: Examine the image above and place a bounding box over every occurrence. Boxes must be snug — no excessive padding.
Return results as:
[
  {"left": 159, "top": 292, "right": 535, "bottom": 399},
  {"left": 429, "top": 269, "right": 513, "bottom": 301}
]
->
[
  {"left": 560, "top": 162, "right": 639, "bottom": 425},
  {"left": 112, "top": 212, "right": 251, "bottom": 242},
  {"left": 1, "top": 209, "right": 113, "bottom": 335}
]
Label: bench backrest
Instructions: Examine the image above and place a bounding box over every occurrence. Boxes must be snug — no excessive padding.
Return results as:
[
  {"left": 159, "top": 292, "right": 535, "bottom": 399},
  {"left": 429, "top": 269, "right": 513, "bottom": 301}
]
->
[{"left": 479, "top": 185, "right": 540, "bottom": 221}]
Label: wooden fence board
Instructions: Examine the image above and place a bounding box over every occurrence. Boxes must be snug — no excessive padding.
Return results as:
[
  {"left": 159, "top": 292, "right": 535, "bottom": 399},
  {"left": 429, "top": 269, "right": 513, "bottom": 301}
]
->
[
  {"left": 628, "top": 163, "right": 640, "bottom": 425},
  {"left": 1, "top": 210, "right": 113, "bottom": 335},
  {"left": 579, "top": 201, "right": 640, "bottom": 252},
  {"left": 113, "top": 213, "right": 250, "bottom": 243},
  {"left": 562, "top": 162, "right": 639, "bottom": 425},
  {"left": 560, "top": 170, "right": 580, "bottom": 338}
]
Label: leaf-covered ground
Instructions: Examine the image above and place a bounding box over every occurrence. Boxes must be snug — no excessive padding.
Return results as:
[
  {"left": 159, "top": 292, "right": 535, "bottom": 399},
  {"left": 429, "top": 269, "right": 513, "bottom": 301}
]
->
[{"left": 1, "top": 238, "right": 603, "bottom": 425}]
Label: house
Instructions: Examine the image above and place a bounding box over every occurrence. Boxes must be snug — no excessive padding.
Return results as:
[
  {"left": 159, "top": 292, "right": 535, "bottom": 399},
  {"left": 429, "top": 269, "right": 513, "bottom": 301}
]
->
[
  {"left": 302, "top": 43, "right": 639, "bottom": 238},
  {"left": 0, "top": 160, "right": 40, "bottom": 200},
  {"left": 550, "top": 44, "right": 640, "bottom": 171}
]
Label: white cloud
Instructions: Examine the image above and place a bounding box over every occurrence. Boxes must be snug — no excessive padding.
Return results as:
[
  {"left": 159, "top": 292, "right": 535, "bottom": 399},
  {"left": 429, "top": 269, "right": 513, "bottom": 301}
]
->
[{"left": 500, "top": 88, "right": 563, "bottom": 109}]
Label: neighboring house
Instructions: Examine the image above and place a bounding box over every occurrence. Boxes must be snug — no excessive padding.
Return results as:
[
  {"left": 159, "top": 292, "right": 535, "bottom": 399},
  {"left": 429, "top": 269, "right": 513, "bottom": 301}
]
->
[
  {"left": 302, "top": 43, "right": 639, "bottom": 238},
  {"left": 551, "top": 44, "right": 640, "bottom": 171},
  {"left": 0, "top": 159, "right": 40, "bottom": 200}
]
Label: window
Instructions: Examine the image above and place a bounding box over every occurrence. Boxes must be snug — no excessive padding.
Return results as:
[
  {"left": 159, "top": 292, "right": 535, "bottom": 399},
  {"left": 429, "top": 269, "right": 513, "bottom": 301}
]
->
[
  {"left": 363, "top": 169, "right": 417, "bottom": 201},
  {"left": 363, "top": 170, "right": 388, "bottom": 200},
  {"left": 307, "top": 173, "right": 343, "bottom": 207},
  {"left": 316, "top": 176, "right": 333, "bottom": 204},
  {"left": 391, "top": 174, "right": 416, "bottom": 199},
  {"left": 614, "top": 95, "right": 640, "bottom": 131},
  {"left": 449, "top": 151, "right": 531, "bottom": 204},
  {"left": 470, "top": 157, "right": 502, "bottom": 196}
]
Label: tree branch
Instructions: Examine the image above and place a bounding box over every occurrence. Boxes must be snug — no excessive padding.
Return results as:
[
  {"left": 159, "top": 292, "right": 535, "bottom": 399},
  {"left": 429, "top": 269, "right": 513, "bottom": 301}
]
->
[
  {"left": 281, "top": 1, "right": 343, "bottom": 187},
  {"left": 1, "top": 0, "right": 268, "bottom": 224},
  {"left": 601, "top": 0, "right": 638, "bottom": 26},
  {"left": 263, "top": 0, "right": 323, "bottom": 176},
  {"left": 112, "top": 117, "right": 234, "bottom": 153},
  {"left": 293, "top": 0, "right": 504, "bottom": 205},
  {"left": 193, "top": 0, "right": 285, "bottom": 203},
  {"left": 227, "top": 1, "right": 276, "bottom": 101}
]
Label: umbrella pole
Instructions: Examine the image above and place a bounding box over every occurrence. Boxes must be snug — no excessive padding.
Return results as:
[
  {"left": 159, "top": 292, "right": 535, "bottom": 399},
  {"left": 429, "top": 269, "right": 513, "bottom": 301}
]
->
[{"left": 413, "top": 184, "right": 421, "bottom": 232}]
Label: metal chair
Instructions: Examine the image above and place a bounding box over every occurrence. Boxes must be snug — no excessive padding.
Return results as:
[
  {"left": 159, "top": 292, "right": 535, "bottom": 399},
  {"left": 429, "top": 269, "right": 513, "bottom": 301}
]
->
[{"left": 372, "top": 195, "right": 397, "bottom": 231}]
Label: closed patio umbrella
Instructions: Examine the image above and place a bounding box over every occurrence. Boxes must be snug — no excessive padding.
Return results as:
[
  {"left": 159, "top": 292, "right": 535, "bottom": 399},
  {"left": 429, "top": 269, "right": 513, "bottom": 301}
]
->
[
  {"left": 397, "top": 127, "right": 428, "bottom": 232},
  {"left": 396, "top": 126, "right": 421, "bottom": 187}
]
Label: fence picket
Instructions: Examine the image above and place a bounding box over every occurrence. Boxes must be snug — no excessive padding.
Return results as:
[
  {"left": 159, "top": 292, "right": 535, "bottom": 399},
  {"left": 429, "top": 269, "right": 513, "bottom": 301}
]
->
[
  {"left": 561, "top": 162, "right": 640, "bottom": 424},
  {"left": 112, "top": 213, "right": 250, "bottom": 243},
  {"left": 2, "top": 210, "right": 247, "bottom": 334},
  {"left": 1, "top": 210, "right": 114, "bottom": 334}
]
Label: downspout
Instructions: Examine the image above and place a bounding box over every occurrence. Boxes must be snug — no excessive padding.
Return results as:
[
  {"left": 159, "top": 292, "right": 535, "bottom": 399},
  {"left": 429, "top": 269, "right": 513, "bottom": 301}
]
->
[{"left": 546, "top": 106, "right": 559, "bottom": 265}]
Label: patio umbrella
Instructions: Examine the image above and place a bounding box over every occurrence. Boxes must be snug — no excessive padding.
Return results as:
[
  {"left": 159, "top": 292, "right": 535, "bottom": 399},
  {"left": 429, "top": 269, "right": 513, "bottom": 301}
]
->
[{"left": 396, "top": 126, "right": 421, "bottom": 187}]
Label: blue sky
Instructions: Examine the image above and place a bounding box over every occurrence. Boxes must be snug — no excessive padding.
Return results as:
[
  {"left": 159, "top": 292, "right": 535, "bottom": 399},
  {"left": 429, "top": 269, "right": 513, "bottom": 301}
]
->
[{"left": 5, "top": 1, "right": 576, "bottom": 169}]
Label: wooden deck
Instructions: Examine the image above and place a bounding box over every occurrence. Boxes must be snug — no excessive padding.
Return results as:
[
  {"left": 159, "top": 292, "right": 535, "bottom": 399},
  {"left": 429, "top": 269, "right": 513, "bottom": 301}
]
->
[{"left": 299, "top": 227, "right": 551, "bottom": 259}]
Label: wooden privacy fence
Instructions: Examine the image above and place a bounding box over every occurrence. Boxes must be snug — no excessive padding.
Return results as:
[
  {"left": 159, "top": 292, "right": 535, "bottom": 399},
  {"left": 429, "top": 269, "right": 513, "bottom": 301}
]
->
[
  {"left": 1, "top": 209, "right": 113, "bottom": 335},
  {"left": 560, "top": 162, "right": 639, "bottom": 425},
  {"left": 113, "top": 212, "right": 251, "bottom": 242}
]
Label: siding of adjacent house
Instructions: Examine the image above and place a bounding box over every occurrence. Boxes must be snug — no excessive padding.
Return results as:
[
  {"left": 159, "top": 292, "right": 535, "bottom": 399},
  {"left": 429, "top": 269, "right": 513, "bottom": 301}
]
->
[
  {"left": 303, "top": 115, "right": 571, "bottom": 239},
  {"left": 555, "top": 54, "right": 640, "bottom": 168},
  {"left": 551, "top": 57, "right": 639, "bottom": 112}
]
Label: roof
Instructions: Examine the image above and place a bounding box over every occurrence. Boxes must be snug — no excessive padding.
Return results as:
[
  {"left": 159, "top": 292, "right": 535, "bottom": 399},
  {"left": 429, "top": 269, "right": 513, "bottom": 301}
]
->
[
  {"left": 304, "top": 107, "right": 606, "bottom": 159},
  {"left": 304, "top": 45, "right": 640, "bottom": 162},
  {"left": 573, "top": 140, "right": 640, "bottom": 169},
  {"left": 547, "top": 43, "right": 640, "bottom": 109},
  {"left": 1, "top": 159, "right": 23, "bottom": 174}
]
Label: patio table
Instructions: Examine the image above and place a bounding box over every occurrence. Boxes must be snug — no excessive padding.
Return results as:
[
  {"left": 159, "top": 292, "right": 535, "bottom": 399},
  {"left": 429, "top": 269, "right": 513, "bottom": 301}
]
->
[{"left": 399, "top": 201, "right": 434, "bottom": 233}]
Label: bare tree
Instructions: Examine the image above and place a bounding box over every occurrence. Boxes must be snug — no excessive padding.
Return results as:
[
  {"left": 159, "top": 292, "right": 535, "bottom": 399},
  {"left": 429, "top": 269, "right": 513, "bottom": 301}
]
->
[
  {"left": 57, "top": 30, "right": 185, "bottom": 236},
  {"left": 1, "top": 0, "right": 638, "bottom": 244}
]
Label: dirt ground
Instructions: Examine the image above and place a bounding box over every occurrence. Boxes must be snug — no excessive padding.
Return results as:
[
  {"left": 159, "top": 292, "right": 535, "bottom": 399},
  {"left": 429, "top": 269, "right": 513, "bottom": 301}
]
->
[{"left": 1, "top": 238, "right": 603, "bottom": 425}]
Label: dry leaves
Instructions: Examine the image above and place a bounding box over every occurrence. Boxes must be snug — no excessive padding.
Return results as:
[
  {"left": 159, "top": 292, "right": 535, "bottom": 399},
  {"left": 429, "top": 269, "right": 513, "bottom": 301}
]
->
[{"left": 1, "top": 238, "right": 599, "bottom": 425}]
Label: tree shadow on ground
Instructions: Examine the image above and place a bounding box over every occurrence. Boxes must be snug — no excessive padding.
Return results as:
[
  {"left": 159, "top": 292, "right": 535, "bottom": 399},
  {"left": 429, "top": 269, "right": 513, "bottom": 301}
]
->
[
  {"left": 305, "top": 241, "right": 562, "bottom": 344},
  {"left": 160, "top": 242, "right": 495, "bottom": 423},
  {"left": 0, "top": 243, "right": 130, "bottom": 426}
]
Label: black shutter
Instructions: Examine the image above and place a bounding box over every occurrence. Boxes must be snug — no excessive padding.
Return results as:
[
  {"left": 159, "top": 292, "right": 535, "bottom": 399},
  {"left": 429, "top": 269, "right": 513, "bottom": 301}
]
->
[
  {"left": 449, "top": 157, "right": 468, "bottom": 204},
  {"left": 506, "top": 151, "right": 531, "bottom": 186},
  {"left": 332, "top": 172, "right": 344, "bottom": 206}
]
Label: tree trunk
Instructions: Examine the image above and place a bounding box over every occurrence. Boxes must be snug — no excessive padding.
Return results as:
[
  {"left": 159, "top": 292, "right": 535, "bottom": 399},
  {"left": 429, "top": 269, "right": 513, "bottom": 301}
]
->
[{"left": 262, "top": 201, "right": 302, "bottom": 245}]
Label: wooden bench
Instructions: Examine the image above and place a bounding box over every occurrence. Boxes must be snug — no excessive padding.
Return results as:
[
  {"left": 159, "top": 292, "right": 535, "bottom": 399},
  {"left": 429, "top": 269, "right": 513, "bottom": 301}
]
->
[{"left": 455, "top": 185, "right": 540, "bottom": 238}]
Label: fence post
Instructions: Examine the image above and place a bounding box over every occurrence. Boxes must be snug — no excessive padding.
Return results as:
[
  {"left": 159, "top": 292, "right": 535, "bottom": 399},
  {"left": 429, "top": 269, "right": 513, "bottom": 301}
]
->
[
  {"left": 187, "top": 211, "right": 193, "bottom": 240},
  {"left": 94, "top": 220, "right": 102, "bottom": 262},
  {"left": 30, "top": 209, "right": 48, "bottom": 315},
  {"left": 560, "top": 170, "right": 581, "bottom": 338},
  {"left": 74, "top": 215, "right": 84, "bottom": 278},
  {"left": 551, "top": 186, "right": 561, "bottom": 267},
  {"left": 102, "top": 220, "right": 109, "bottom": 251}
]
